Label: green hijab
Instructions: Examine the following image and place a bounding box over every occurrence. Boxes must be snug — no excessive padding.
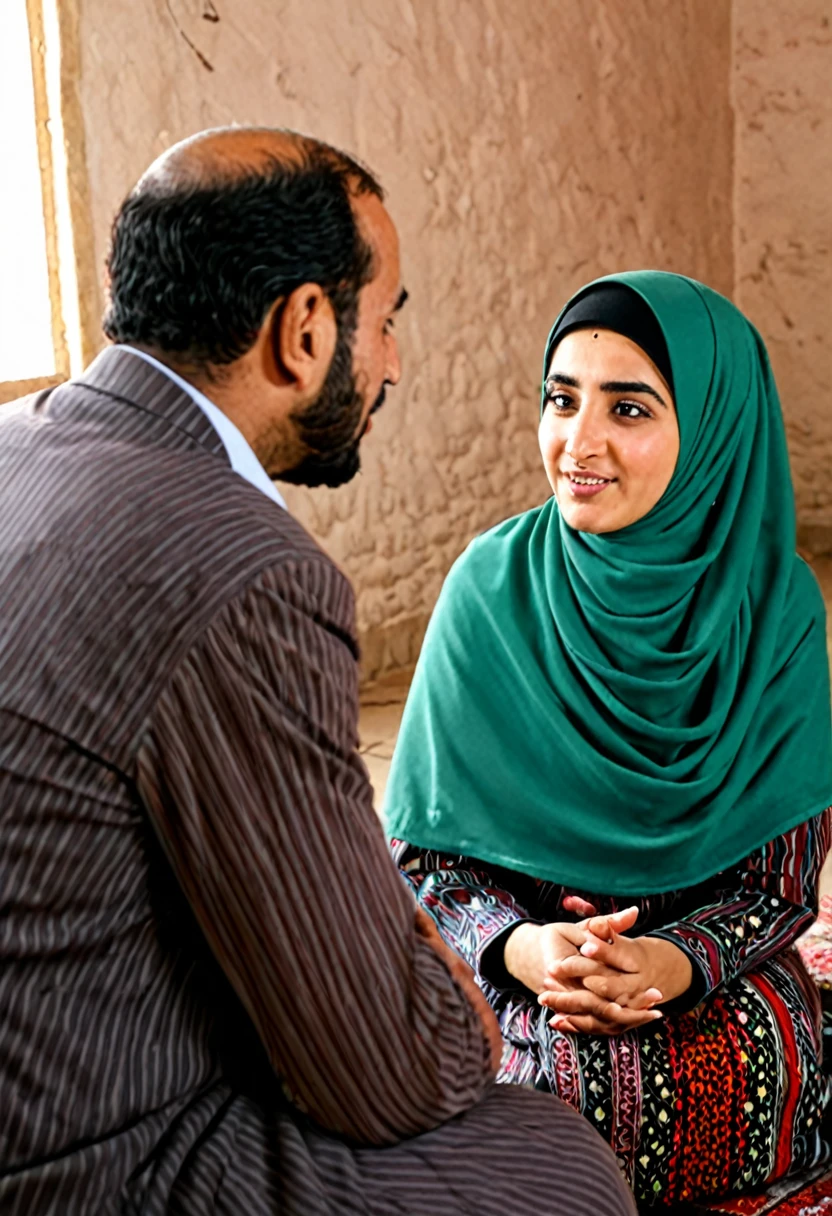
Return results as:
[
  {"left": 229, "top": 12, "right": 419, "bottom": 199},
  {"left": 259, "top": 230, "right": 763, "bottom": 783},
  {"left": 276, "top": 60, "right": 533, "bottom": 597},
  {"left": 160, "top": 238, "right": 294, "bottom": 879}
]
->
[{"left": 384, "top": 271, "right": 832, "bottom": 895}]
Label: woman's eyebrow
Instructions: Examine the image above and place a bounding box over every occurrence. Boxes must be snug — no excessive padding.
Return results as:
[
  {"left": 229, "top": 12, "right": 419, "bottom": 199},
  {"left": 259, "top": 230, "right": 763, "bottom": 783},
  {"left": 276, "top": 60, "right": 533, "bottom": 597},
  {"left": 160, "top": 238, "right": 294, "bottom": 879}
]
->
[
  {"left": 546, "top": 373, "right": 581, "bottom": 388},
  {"left": 600, "top": 379, "right": 668, "bottom": 407}
]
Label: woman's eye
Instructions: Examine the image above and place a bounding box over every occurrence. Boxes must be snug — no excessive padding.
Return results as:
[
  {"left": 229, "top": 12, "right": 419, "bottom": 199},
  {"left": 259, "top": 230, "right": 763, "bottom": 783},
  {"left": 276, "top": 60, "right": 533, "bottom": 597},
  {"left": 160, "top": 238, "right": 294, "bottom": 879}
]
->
[
  {"left": 545, "top": 392, "right": 574, "bottom": 411},
  {"left": 614, "top": 401, "right": 650, "bottom": 420}
]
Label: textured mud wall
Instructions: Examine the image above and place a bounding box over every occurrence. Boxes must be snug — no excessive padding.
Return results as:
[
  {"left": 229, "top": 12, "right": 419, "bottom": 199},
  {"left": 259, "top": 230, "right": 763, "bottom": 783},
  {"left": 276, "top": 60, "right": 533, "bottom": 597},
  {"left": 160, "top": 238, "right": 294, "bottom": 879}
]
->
[
  {"left": 73, "top": 0, "right": 734, "bottom": 677},
  {"left": 734, "top": 2, "right": 832, "bottom": 546}
]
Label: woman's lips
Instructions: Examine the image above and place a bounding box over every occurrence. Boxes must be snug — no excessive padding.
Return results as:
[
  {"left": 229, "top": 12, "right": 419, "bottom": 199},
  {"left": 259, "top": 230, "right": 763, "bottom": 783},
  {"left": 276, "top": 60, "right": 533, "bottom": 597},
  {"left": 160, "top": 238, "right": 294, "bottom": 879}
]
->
[{"left": 562, "top": 472, "right": 616, "bottom": 499}]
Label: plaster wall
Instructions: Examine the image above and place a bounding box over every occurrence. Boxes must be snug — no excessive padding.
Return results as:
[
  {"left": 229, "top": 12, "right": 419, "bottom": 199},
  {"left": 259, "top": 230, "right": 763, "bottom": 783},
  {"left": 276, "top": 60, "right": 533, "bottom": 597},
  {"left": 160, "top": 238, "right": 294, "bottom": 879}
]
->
[
  {"left": 733, "top": 2, "right": 832, "bottom": 544},
  {"left": 72, "top": 0, "right": 734, "bottom": 677}
]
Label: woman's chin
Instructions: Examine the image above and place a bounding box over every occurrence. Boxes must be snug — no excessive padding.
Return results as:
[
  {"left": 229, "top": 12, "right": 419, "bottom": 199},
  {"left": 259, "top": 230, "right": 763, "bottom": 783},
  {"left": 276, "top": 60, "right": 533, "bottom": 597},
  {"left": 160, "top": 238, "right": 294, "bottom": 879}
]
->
[
  {"left": 556, "top": 499, "right": 617, "bottom": 534},
  {"left": 571, "top": 519, "right": 610, "bottom": 534}
]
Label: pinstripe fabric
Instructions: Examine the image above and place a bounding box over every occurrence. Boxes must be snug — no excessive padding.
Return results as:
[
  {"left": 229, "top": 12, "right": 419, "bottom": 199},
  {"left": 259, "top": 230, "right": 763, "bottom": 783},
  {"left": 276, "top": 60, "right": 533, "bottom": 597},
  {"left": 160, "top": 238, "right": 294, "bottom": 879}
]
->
[{"left": 0, "top": 348, "right": 635, "bottom": 1215}]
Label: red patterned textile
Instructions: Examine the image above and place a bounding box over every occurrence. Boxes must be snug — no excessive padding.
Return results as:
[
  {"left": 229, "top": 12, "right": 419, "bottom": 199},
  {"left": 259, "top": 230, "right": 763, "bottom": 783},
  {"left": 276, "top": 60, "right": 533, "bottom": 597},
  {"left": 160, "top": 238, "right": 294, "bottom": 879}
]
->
[
  {"left": 693, "top": 909, "right": 832, "bottom": 1214},
  {"left": 702, "top": 1167, "right": 832, "bottom": 1213}
]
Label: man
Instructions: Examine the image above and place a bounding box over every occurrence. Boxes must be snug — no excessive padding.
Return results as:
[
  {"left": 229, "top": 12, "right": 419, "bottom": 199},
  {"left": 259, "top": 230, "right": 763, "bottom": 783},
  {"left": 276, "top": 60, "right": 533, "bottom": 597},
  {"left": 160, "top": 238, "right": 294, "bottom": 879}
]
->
[{"left": 0, "top": 128, "right": 634, "bottom": 1215}]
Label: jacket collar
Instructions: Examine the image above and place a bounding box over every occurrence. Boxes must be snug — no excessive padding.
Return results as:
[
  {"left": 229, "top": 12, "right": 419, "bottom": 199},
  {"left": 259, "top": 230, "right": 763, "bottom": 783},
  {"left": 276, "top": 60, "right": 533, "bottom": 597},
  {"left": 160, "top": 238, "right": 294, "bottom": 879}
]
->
[{"left": 75, "top": 346, "right": 228, "bottom": 461}]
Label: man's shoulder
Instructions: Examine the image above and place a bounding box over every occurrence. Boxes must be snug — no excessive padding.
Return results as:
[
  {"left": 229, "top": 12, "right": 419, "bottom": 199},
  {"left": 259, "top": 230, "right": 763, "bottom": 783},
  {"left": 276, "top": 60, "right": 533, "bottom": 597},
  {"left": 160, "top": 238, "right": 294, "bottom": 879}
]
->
[
  {"left": 0, "top": 383, "right": 58, "bottom": 415},
  {"left": 1, "top": 367, "right": 345, "bottom": 601},
  {"left": 0, "top": 376, "right": 355, "bottom": 765}
]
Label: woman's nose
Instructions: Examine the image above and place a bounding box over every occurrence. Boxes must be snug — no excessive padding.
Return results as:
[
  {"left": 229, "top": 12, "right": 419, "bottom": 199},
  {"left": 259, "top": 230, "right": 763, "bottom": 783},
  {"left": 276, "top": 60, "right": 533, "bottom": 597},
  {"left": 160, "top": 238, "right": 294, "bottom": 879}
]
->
[{"left": 565, "top": 411, "right": 605, "bottom": 462}]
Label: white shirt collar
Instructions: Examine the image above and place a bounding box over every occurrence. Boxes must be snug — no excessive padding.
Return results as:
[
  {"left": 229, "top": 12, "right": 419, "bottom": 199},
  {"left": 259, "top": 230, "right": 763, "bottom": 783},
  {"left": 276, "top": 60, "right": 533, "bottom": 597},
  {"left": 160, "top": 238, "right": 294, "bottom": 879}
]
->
[{"left": 114, "top": 345, "right": 287, "bottom": 511}]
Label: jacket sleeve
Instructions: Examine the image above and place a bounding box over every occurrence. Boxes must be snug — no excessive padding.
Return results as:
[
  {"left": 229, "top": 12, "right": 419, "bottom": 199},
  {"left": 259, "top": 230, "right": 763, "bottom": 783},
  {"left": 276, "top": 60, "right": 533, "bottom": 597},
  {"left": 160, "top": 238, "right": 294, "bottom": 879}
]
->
[
  {"left": 649, "top": 809, "right": 832, "bottom": 1012},
  {"left": 135, "top": 560, "right": 496, "bottom": 1148},
  {"left": 391, "top": 839, "right": 542, "bottom": 992}
]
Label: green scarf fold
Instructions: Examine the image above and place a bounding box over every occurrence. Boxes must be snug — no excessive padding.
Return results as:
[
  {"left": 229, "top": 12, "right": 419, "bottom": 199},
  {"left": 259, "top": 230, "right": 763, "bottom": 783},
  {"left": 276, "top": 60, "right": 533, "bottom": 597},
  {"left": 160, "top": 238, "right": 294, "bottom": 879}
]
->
[{"left": 384, "top": 271, "right": 832, "bottom": 895}]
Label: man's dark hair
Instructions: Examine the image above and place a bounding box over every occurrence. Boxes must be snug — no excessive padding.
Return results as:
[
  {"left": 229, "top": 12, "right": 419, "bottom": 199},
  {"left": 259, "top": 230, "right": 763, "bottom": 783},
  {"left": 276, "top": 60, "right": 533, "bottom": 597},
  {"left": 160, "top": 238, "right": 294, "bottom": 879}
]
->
[{"left": 102, "top": 139, "right": 384, "bottom": 376}]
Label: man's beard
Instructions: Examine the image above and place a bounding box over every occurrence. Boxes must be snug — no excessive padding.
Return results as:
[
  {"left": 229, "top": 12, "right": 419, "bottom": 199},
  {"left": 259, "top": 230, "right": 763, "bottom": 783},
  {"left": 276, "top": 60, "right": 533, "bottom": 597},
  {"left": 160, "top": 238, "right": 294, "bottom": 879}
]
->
[{"left": 275, "top": 321, "right": 384, "bottom": 490}]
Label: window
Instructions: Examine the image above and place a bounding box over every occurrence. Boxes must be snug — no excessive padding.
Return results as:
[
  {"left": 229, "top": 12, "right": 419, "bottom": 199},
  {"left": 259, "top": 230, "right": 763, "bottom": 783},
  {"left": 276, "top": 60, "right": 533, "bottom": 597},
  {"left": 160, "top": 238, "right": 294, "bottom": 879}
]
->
[{"left": 0, "top": 0, "right": 73, "bottom": 403}]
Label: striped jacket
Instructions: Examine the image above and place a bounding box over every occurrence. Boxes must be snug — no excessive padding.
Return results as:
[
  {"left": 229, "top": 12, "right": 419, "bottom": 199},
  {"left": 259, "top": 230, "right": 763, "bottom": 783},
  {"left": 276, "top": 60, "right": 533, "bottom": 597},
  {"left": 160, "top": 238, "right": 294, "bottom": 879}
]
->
[{"left": 0, "top": 348, "right": 503, "bottom": 1212}]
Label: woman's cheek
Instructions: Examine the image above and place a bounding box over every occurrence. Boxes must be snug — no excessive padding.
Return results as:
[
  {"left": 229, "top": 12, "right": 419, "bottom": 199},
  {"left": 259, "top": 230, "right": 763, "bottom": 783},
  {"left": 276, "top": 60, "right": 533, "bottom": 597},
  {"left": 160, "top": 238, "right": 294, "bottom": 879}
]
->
[
  {"left": 539, "top": 416, "right": 562, "bottom": 465},
  {"left": 628, "top": 432, "right": 677, "bottom": 506}
]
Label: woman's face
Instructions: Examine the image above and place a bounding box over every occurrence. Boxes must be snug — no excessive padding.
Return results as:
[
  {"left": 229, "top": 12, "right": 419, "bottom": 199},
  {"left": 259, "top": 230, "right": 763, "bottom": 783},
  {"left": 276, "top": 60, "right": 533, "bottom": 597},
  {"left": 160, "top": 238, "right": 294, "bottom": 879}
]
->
[{"left": 539, "top": 327, "right": 679, "bottom": 534}]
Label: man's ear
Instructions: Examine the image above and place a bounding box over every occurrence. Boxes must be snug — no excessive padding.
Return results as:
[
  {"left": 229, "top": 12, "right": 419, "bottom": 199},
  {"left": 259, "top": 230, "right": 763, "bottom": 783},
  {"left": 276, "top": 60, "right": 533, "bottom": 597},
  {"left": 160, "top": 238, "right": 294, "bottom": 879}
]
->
[{"left": 267, "top": 284, "right": 338, "bottom": 393}]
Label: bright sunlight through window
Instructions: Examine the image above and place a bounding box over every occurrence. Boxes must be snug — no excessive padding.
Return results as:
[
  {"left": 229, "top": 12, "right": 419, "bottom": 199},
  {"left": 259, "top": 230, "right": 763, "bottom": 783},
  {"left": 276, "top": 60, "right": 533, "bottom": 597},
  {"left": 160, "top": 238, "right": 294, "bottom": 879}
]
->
[{"left": 0, "top": 0, "right": 56, "bottom": 382}]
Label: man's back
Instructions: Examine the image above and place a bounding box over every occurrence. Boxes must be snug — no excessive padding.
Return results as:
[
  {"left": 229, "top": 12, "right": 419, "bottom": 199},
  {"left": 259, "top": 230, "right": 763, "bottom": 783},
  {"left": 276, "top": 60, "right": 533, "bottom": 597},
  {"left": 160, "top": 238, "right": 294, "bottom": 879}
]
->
[{"left": 0, "top": 349, "right": 362, "bottom": 1208}]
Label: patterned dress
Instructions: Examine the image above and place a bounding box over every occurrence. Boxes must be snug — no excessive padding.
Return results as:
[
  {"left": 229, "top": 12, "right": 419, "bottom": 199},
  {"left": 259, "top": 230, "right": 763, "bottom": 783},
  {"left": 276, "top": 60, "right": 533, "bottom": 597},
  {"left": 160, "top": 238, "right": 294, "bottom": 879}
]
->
[{"left": 393, "top": 810, "right": 832, "bottom": 1209}]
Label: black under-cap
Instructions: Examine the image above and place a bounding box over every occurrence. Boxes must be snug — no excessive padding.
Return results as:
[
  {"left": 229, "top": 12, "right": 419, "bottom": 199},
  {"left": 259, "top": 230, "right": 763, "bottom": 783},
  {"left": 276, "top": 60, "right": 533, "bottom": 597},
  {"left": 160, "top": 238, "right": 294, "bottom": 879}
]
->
[{"left": 545, "top": 282, "right": 675, "bottom": 396}]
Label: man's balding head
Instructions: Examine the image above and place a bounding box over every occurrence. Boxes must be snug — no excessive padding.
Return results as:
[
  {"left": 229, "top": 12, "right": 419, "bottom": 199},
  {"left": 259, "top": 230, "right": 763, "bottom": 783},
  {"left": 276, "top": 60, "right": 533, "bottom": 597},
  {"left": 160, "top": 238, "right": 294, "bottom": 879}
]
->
[
  {"left": 102, "top": 126, "right": 403, "bottom": 489},
  {"left": 104, "top": 126, "right": 383, "bottom": 372},
  {"left": 136, "top": 126, "right": 382, "bottom": 202}
]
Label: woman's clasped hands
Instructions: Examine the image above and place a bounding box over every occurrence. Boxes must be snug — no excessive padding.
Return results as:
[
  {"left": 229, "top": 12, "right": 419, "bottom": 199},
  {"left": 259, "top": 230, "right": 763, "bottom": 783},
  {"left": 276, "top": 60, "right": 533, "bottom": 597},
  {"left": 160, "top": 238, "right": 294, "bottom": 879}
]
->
[{"left": 502, "top": 900, "right": 692, "bottom": 1036}]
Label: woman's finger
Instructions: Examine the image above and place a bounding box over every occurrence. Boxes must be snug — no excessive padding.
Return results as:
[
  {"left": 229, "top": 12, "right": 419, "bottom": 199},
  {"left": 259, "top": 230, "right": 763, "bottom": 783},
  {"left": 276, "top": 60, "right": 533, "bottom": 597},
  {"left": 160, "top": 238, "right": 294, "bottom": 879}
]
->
[
  {"left": 543, "top": 958, "right": 661, "bottom": 1007},
  {"left": 561, "top": 894, "right": 598, "bottom": 918},
  {"left": 581, "top": 973, "right": 662, "bottom": 1008},
  {"left": 539, "top": 987, "right": 662, "bottom": 1027},
  {"left": 550, "top": 1013, "right": 619, "bottom": 1036},
  {"left": 549, "top": 1012, "right": 646, "bottom": 1036},
  {"left": 554, "top": 921, "right": 591, "bottom": 950},
  {"left": 580, "top": 933, "right": 641, "bottom": 972},
  {"left": 585, "top": 906, "right": 639, "bottom": 941},
  {"left": 543, "top": 957, "right": 626, "bottom": 995},
  {"left": 541, "top": 978, "right": 590, "bottom": 994},
  {"left": 627, "top": 987, "right": 663, "bottom": 1010},
  {"left": 574, "top": 968, "right": 647, "bottom": 1003},
  {"left": 549, "top": 1014, "right": 580, "bottom": 1034},
  {"left": 539, "top": 973, "right": 584, "bottom": 994},
  {"left": 546, "top": 955, "right": 616, "bottom": 982}
]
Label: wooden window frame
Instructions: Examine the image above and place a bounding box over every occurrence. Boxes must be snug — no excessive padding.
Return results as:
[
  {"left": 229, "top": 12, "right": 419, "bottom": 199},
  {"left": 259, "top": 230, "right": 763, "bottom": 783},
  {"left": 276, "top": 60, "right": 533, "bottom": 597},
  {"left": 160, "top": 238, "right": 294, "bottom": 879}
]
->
[{"left": 1, "top": 0, "right": 98, "bottom": 406}]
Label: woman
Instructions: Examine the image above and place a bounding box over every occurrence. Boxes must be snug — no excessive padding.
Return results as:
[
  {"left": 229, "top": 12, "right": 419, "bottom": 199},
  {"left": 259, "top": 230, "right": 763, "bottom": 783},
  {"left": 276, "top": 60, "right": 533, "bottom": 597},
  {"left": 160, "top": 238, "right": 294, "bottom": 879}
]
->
[{"left": 384, "top": 272, "right": 832, "bottom": 1209}]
